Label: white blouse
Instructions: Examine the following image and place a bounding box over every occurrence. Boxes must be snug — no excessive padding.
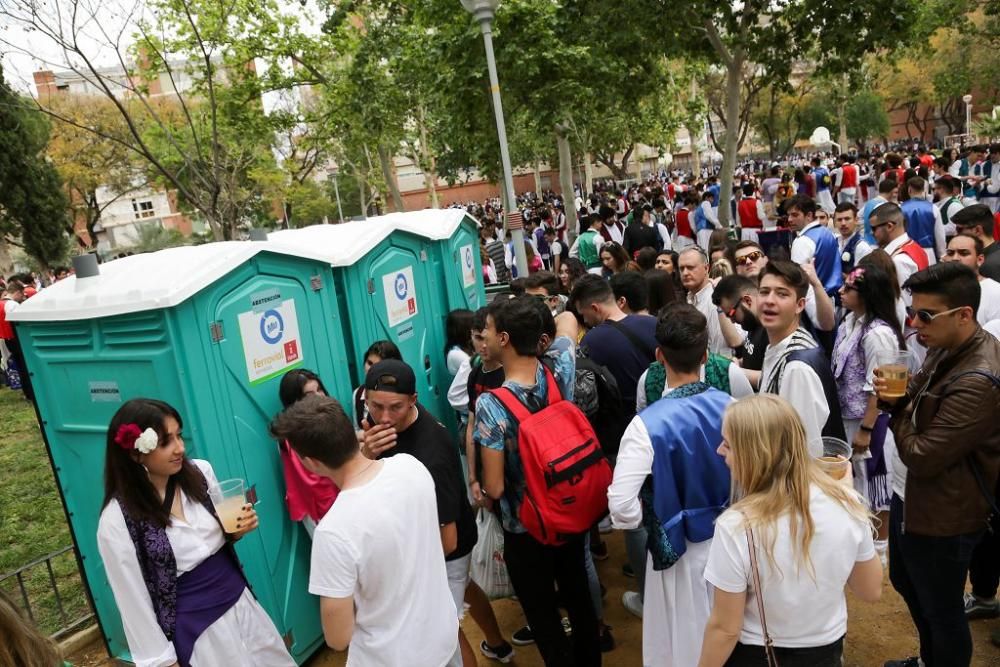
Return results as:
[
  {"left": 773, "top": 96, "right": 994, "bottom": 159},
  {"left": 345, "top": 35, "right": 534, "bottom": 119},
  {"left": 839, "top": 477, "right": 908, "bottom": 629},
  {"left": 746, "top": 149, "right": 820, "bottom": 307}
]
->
[{"left": 97, "top": 459, "right": 227, "bottom": 667}]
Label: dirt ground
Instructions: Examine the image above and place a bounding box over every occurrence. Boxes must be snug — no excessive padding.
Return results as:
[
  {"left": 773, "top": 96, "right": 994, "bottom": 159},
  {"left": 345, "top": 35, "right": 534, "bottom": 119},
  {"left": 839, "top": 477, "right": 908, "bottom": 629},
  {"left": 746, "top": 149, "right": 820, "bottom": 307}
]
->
[{"left": 70, "top": 530, "right": 1000, "bottom": 666}]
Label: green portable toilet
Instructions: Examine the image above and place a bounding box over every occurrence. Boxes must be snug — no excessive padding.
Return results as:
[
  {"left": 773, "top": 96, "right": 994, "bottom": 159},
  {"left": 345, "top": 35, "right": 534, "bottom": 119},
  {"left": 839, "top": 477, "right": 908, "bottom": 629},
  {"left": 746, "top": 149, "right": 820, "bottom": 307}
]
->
[
  {"left": 385, "top": 209, "right": 488, "bottom": 313},
  {"left": 10, "top": 242, "right": 353, "bottom": 665},
  {"left": 268, "top": 220, "right": 455, "bottom": 431}
]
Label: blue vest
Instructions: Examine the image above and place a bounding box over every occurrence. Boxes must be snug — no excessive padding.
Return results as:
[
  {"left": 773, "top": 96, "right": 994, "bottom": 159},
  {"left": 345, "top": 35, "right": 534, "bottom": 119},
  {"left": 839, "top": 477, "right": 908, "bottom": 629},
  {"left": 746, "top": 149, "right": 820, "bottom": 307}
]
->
[
  {"left": 860, "top": 197, "right": 883, "bottom": 245},
  {"left": 980, "top": 161, "right": 999, "bottom": 199},
  {"left": 901, "top": 199, "right": 936, "bottom": 249},
  {"left": 785, "top": 347, "right": 847, "bottom": 441},
  {"left": 708, "top": 184, "right": 721, "bottom": 207},
  {"left": 694, "top": 204, "right": 710, "bottom": 231},
  {"left": 814, "top": 167, "right": 831, "bottom": 191},
  {"left": 803, "top": 224, "right": 844, "bottom": 295},
  {"left": 640, "top": 387, "right": 732, "bottom": 559},
  {"left": 960, "top": 159, "right": 977, "bottom": 198},
  {"left": 840, "top": 232, "right": 864, "bottom": 274}
]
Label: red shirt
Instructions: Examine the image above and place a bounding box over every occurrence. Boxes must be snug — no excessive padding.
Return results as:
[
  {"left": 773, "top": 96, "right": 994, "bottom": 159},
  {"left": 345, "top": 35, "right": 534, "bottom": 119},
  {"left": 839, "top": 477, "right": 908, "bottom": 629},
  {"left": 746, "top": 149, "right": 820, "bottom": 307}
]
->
[
  {"left": 840, "top": 164, "right": 858, "bottom": 188},
  {"left": 0, "top": 300, "right": 15, "bottom": 340},
  {"left": 676, "top": 208, "right": 693, "bottom": 239},
  {"left": 279, "top": 440, "right": 339, "bottom": 522},
  {"left": 737, "top": 198, "right": 764, "bottom": 229}
]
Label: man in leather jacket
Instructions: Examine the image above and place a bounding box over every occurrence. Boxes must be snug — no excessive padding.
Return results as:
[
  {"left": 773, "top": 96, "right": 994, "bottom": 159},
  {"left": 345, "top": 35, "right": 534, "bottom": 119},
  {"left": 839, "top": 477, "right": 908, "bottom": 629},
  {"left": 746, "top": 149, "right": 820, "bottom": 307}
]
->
[{"left": 876, "top": 262, "right": 1000, "bottom": 667}]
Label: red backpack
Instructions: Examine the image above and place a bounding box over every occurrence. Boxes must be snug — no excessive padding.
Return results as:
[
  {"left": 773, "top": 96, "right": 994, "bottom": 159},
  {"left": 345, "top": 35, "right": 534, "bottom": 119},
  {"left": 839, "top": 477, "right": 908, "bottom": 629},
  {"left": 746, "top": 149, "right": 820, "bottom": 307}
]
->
[{"left": 490, "top": 364, "right": 613, "bottom": 545}]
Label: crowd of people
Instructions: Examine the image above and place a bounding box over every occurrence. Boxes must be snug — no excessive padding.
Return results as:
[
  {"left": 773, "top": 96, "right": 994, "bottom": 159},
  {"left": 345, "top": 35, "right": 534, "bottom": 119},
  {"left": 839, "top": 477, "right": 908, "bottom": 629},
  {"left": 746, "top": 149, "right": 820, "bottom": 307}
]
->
[{"left": 5, "top": 144, "right": 1000, "bottom": 667}]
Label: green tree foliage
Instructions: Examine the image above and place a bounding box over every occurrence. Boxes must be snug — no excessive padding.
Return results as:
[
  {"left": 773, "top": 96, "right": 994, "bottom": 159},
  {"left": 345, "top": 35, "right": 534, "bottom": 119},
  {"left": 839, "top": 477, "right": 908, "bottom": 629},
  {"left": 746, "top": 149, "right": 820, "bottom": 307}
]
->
[
  {"left": 651, "top": 0, "right": 918, "bottom": 224},
  {"left": 0, "top": 68, "right": 70, "bottom": 267}
]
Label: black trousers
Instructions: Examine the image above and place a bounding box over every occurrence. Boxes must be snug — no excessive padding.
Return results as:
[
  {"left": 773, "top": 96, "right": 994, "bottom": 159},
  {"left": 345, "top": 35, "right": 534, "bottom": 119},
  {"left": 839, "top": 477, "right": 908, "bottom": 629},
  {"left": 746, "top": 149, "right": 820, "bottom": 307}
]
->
[
  {"left": 503, "top": 529, "right": 600, "bottom": 667},
  {"left": 889, "top": 494, "right": 982, "bottom": 667},
  {"left": 724, "top": 636, "right": 843, "bottom": 666},
  {"left": 969, "top": 481, "right": 1000, "bottom": 600}
]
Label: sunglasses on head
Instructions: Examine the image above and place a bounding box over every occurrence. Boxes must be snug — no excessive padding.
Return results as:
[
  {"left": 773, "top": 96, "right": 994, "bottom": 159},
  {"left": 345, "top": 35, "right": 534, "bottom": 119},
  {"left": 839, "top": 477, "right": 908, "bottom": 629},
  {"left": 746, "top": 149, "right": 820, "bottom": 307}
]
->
[
  {"left": 905, "top": 305, "right": 964, "bottom": 324},
  {"left": 735, "top": 250, "right": 763, "bottom": 266}
]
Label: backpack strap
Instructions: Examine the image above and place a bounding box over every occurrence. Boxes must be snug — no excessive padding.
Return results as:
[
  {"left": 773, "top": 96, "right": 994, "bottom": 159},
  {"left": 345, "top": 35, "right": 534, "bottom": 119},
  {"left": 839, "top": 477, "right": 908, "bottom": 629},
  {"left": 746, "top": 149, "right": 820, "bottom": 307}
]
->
[
  {"left": 489, "top": 362, "right": 562, "bottom": 425},
  {"left": 606, "top": 318, "right": 656, "bottom": 359}
]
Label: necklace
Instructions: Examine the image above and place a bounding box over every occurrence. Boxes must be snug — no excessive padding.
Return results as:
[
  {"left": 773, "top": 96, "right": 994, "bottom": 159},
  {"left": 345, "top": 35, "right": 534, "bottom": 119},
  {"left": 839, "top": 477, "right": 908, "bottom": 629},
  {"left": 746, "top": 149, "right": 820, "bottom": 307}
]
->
[{"left": 341, "top": 459, "right": 378, "bottom": 489}]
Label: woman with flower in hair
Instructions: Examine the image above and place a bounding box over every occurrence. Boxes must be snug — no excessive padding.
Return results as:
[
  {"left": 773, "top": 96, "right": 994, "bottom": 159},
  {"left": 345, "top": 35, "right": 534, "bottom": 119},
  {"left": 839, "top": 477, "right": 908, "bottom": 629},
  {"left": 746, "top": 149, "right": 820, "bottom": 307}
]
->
[
  {"left": 96, "top": 398, "right": 294, "bottom": 667},
  {"left": 833, "top": 263, "right": 906, "bottom": 563}
]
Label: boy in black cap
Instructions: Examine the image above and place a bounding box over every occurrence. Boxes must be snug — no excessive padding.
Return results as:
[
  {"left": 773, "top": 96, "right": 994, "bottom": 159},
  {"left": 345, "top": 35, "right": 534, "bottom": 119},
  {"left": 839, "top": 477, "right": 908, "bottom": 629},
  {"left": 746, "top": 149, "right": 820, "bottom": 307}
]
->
[{"left": 361, "top": 359, "right": 508, "bottom": 665}]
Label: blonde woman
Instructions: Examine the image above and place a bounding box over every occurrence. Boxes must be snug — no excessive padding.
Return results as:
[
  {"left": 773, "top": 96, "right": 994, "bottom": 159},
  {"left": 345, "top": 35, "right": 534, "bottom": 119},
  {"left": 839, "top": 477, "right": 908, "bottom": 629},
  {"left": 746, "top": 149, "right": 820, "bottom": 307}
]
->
[
  {"left": 0, "top": 589, "right": 65, "bottom": 667},
  {"left": 698, "top": 395, "right": 883, "bottom": 667}
]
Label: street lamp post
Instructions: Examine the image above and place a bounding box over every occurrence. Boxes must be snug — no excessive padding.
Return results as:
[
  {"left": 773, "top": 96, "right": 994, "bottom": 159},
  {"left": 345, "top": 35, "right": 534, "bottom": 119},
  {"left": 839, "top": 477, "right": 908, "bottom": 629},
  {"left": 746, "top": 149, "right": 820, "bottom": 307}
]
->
[
  {"left": 963, "top": 94, "right": 973, "bottom": 141},
  {"left": 460, "top": 0, "right": 528, "bottom": 279}
]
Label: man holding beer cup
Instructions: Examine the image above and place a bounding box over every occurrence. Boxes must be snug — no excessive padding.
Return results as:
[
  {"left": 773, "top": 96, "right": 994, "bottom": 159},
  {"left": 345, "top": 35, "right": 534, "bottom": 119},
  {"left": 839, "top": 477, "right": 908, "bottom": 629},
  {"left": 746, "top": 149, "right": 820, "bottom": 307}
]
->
[{"left": 874, "top": 262, "right": 1000, "bottom": 667}]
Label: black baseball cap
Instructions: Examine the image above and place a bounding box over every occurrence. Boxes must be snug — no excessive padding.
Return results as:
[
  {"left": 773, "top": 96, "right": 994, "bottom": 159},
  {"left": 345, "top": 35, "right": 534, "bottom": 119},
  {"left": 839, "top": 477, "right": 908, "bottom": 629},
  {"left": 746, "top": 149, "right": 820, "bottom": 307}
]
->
[{"left": 365, "top": 359, "right": 417, "bottom": 395}]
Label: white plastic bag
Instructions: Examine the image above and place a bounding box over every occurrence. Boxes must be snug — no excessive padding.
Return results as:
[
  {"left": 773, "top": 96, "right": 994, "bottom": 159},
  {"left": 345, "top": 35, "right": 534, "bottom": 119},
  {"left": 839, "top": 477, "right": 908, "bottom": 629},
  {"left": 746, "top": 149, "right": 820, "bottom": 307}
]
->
[{"left": 470, "top": 509, "right": 514, "bottom": 600}]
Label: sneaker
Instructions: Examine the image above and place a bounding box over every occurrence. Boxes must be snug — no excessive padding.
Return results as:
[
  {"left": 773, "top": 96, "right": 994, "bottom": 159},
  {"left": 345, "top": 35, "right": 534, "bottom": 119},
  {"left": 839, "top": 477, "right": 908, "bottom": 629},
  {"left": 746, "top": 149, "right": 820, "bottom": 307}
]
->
[
  {"left": 622, "top": 563, "right": 635, "bottom": 578},
  {"left": 964, "top": 592, "right": 1000, "bottom": 619},
  {"left": 511, "top": 625, "right": 534, "bottom": 646},
  {"left": 590, "top": 540, "right": 609, "bottom": 561},
  {"left": 883, "top": 659, "right": 921, "bottom": 667},
  {"left": 599, "top": 625, "right": 616, "bottom": 652},
  {"left": 480, "top": 640, "right": 514, "bottom": 663},
  {"left": 622, "top": 591, "right": 643, "bottom": 619}
]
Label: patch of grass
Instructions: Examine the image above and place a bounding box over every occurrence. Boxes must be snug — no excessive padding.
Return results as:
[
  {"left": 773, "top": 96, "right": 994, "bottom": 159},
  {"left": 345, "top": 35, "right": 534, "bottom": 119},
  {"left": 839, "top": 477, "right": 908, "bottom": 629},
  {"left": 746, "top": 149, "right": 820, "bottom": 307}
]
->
[{"left": 0, "top": 387, "right": 93, "bottom": 636}]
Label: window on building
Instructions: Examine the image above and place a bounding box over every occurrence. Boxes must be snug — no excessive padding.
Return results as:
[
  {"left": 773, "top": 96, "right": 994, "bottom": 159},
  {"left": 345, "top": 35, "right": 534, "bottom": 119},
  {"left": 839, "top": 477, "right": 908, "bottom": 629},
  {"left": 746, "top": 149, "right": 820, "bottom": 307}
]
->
[{"left": 132, "top": 199, "right": 155, "bottom": 219}]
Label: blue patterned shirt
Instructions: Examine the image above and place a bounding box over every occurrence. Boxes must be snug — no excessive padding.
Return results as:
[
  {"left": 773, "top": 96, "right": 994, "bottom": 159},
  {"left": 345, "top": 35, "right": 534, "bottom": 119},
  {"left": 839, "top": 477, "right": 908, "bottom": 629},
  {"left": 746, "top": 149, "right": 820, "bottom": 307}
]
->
[{"left": 474, "top": 336, "right": 576, "bottom": 533}]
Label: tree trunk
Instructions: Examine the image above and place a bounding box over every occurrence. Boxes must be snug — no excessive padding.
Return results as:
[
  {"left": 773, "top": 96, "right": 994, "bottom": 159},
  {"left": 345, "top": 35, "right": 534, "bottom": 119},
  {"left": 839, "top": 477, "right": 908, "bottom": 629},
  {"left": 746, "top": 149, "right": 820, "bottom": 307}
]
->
[
  {"left": 533, "top": 161, "right": 543, "bottom": 198},
  {"left": 357, "top": 173, "right": 368, "bottom": 219},
  {"left": 555, "top": 124, "right": 578, "bottom": 243},
  {"left": 837, "top": 73, "right": 849, "bottom": 150},
  {"left": 583, "top": 151, "right": 594, "bottom": 196},
  {"left": 377, "top": 144, "right": 405, "bottom": 212},
  {"left": 0, "top": 238, "right": 13, "bottom": 276},
  {"left": 633, "top": 149, "right": 643, "bottom": 183},
  {"left": 718, "top": 57, "right": 744, "bottom": 228},
  {"left": 416, "top": 106, "right": 440, "bottom": 208}
]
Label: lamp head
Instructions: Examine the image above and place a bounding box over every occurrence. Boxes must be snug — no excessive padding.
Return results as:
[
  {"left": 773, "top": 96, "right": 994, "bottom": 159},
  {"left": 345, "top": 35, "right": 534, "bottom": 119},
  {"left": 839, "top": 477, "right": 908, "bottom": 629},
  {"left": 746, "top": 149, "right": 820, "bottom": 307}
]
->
[
  {"left": 963, "top": 94, "right": 973, "bottom": 105},
  {"left": 460, "top": 0, "right": 500, "bottom": 21}
]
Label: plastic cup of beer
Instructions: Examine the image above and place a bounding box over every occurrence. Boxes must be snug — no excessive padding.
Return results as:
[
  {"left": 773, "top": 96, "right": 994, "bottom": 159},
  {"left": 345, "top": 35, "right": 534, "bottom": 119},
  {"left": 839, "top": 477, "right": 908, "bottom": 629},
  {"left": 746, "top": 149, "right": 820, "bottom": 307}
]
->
[
  {"left": 209, "top": 479, "right": 246, "bottom": 534},
  {"left": 876, "top": 350, "right": 910, "bottom": 399},
  {"left": 816, "top": 437, "right": 852, "bottom": 482}
]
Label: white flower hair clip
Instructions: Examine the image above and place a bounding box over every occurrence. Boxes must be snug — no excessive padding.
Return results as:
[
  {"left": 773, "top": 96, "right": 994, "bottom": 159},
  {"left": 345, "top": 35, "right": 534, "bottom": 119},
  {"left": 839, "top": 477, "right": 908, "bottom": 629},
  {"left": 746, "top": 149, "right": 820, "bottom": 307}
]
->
[{"left": 133, "top": 428, "right": 160, "bottom": 455}]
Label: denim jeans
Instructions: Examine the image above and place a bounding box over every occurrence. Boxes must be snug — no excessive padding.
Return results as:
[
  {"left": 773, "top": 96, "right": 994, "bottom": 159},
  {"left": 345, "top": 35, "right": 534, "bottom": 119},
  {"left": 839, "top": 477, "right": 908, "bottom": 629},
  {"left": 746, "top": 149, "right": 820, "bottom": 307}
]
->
[
  {"left": 888, "top": 494, "right": 983, "bottom": 666},
  {"left": 504, "top": 530, "right": 601, "bottom": 666},
  {"left": 624, "top": 527, "right": 647, "bottom": 601}
]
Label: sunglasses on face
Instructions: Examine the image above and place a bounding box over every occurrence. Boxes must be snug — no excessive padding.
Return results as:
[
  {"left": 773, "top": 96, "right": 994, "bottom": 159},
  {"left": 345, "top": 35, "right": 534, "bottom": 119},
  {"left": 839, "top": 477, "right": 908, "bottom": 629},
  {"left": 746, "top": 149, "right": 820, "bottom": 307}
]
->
[
  {"left": 905, "top": 305, "right": 964, "bottom": 324},
  {"left": 735, "top": 251, "right": 763, "bottom": 266}
]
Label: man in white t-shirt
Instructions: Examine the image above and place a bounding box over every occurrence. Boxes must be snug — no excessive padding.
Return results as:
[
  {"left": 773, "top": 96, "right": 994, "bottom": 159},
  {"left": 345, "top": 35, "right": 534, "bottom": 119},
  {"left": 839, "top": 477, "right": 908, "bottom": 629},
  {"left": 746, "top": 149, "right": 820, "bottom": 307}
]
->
[
  {"left": 758, "top": 260, "right": 845, "bottom": 457},
  {"left": 270, "top": 395, "right": 458, "bottom": 667},
  {"left": 941, "top": 234, "right": 1000, "bottom": 324}
]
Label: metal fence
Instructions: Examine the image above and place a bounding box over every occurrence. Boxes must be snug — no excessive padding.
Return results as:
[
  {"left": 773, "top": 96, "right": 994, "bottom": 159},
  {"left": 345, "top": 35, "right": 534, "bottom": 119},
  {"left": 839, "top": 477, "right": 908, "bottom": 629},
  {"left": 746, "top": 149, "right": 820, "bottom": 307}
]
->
[{"left": 0, "top": 545, "right": 95, "bottom": 640}]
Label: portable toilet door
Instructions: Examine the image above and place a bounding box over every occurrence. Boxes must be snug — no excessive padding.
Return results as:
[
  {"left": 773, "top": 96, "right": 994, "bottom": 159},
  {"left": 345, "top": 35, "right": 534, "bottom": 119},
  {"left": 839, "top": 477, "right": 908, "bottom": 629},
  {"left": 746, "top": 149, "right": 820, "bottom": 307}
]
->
[
  {"left": 270, "top": 222, "right": 454, "bottom": 429},
  {"left": 386, "top": 209, "right": 488, "bottom": 313},
  {"left": 10, "top": 243, "right": 349, "bottom": 665},
  {"left": 341, "top": 229, "right": 453, "bottom": 426},
  {"left": 187, "top": 248, "right": 353, "bottom": 662}
]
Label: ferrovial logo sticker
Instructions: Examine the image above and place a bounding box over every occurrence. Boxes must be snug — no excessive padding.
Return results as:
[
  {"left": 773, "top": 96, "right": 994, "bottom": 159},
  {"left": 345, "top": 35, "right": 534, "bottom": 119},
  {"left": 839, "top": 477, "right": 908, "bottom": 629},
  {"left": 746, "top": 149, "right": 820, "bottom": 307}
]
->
[
  {"left": 461, "top": 244, "right": 477, "bottom": 288},
  {"left": 383, "top": 266, "right": 418, "bottom": 327},
  {"left": 238, "top": 299, "right": 303, "bottom": 384}
]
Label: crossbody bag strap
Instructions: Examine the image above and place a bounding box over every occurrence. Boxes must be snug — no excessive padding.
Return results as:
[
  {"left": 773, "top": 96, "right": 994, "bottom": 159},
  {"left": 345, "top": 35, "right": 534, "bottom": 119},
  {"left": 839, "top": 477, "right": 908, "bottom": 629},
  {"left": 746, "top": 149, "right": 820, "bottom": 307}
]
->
[{"left": 745, "top": 525, "right": 779, "bottom": 667}]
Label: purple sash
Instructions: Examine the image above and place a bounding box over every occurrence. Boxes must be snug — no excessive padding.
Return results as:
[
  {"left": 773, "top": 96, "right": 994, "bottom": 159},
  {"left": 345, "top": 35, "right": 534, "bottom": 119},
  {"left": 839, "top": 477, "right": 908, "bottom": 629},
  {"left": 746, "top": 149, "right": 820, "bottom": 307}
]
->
[{"left": 173, "top": 548, "right": 248, "bottom": 666}]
